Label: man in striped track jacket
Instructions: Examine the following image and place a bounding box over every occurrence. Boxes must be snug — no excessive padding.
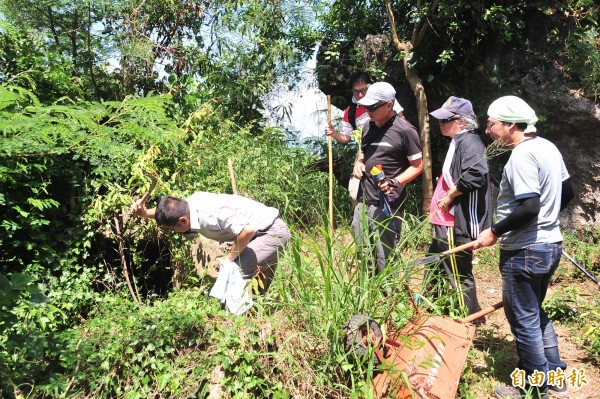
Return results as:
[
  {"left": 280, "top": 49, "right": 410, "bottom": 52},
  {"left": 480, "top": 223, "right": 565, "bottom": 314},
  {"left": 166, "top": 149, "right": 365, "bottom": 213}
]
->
[{"left": 425, "top": 96, "right": 493, "bottom": 319}]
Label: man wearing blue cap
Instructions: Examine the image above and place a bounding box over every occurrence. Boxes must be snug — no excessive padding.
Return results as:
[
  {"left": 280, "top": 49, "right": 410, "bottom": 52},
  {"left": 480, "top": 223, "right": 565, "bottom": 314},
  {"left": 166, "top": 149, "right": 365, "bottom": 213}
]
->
[
  {"left": 426, "top": 96, "right": 492, "bottom": 320},
  {"left": 474, "top": 96, "right": 574, "bottom": 399},
  {"left": 351, "top": 82, "right": 423, "bottom": 274}
]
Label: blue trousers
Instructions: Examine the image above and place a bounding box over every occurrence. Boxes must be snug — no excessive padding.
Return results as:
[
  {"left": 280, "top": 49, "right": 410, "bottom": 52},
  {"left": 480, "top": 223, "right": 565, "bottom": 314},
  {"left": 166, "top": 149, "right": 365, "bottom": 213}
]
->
[{"left": 499, "top": 242, "right": 567, "bottom": 392}]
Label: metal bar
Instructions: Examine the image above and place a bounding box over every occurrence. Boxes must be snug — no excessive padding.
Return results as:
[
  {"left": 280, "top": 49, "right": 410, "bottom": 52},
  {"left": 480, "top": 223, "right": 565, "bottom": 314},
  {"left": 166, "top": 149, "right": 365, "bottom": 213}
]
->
[{"left": 562, "top": 251, "right": 600, "bottom": 289}]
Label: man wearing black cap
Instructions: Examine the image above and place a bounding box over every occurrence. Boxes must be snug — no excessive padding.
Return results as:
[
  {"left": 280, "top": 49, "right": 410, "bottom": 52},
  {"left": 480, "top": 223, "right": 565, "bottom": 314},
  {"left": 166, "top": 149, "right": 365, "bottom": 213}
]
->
[
  {"left": 352, "top": 82, "right": 423, "bottom": 274},
  {"left": 426, "top": 96, "right": 492, "bottom": 319}
]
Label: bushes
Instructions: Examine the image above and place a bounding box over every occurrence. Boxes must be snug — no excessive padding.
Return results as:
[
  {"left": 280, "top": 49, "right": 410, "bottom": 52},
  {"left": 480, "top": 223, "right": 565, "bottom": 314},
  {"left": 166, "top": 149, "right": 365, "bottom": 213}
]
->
[
  {"left": 0, "top": 84, "right": 340, "bottom": 396},
  {"left": 166, "top": 120, "right": 332, "bottom": 227},
  {"left": 545, "top": 287, "right": 600, "bottom": 360},
  {"left": 0, "top": 83, "right": 333, "bottom": 292},
  {"left": 39, "top": 290, "right": 292, "bottom": 398},
  {"left": 0, "top": 273, "right": 52, "bottom": 395}
]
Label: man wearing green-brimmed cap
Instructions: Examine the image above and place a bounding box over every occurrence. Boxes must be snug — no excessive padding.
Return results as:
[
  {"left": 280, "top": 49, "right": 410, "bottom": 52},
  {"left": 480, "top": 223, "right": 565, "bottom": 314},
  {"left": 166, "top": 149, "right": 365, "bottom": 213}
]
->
[{"left": 475, "top": 95, "right": 574, "bottom": 399}]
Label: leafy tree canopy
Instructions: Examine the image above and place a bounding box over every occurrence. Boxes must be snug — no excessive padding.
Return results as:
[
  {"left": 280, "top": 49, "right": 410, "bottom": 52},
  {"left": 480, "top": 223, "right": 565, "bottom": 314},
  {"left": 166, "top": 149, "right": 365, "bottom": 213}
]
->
[
  {"left": 318, "top": 0, "right": 599, "bottom": 98},
  {"left": 0, "top": 0, "right": 325, "bottom": 124}
]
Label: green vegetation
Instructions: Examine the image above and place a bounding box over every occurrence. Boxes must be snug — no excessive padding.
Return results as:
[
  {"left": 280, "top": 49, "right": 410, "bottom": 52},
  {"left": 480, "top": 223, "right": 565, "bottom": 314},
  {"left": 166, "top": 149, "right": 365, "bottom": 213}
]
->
[
  {"left": 1, "top": 0, "right": 599, "bottom": 398},
  {"left": 0, "top": 84, "right": 336, "bottom": 396},
  {"left": 318, "top": 1, "right": 599, "bottom": 99}
]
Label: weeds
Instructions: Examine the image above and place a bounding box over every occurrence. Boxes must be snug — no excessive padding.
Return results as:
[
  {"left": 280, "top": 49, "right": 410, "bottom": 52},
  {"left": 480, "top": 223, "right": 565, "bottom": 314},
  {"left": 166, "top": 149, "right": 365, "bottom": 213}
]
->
[
  {"left": 265, "top": 213, "right": 423, "bottom": 397},
  {"left": 545, "top": 286, "right": 582, "bottom": 322},
  {"left": 563, "top": 225, "right": 600, "bottom": 278},
  {"left": 13, "top": 217, "right": 599, "bottom": 398},
  {"left": 580, "top": 296, "right": 600, "bottom": 359}
]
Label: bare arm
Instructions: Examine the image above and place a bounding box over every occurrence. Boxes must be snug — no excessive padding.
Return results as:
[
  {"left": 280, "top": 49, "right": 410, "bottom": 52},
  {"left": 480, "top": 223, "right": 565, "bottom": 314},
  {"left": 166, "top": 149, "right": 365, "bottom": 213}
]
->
[
  {"left": 353, "top": 151, "right": 366, "bottom": 179},
  {"left": 325, "top": 122, "right": 351, "bottom": 144},
  {"left": 131, "top": 198, "right": 156, "bottom": 219},
  {"left": 381, "top": 158, "right": 423, "bottom": 194},
  {"left": 439, "top": 186, "right": 463, "bottom": 213},
  {"left": 397, "top": 158, "right": 423, "bottom": 185},
  {"left": 227, "top": 225, "right": 254, "bottom": 262},
  {"left": 474, "top": 228, "right": 498, "bottom": 249}
]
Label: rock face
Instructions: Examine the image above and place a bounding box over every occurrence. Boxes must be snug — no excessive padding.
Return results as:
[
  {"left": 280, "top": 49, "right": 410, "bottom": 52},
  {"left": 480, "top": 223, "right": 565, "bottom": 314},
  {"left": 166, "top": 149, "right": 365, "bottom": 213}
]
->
[
  {"left": 521, "top": 71, "right": 600, "bottom": 227},
  {"left": 316, "top": 36, "right": 600, "bottom": 228},
  {"left": 190, "top": 235, "right": 230, "bottom": 278}
]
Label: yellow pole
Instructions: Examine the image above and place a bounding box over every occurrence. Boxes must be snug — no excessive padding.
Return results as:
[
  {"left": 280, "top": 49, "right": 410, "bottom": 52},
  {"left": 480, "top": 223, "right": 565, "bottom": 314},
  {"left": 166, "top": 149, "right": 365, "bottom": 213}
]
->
[
  {"left": 227, "top": 158, "right": 238, "bottom": 195},
  {"left": 327, "top": 95, "right": 334, "bottom": 239}
]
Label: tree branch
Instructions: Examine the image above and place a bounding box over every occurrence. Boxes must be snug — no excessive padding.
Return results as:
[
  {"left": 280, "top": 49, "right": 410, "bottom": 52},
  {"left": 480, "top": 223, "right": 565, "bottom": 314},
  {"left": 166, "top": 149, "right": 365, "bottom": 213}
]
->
[
  {"left": 113, "top": 216, "right": 141, "bottom": 306},
  {"left": 385, "top": 0, "right": 411, "bottom": 52},
  {"left": 413, "top": 0, "right": 441, "bottom": 48}
]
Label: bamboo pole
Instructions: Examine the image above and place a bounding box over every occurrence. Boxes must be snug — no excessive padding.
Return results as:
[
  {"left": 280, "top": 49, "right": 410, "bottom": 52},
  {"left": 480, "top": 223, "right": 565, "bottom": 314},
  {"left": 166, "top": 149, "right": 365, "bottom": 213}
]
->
[
  {"left": 327, "top": 95, "right": 334, "bottom": 239},
  {"left": 227, "top": 158, "right": 238, "bottom": 195}
]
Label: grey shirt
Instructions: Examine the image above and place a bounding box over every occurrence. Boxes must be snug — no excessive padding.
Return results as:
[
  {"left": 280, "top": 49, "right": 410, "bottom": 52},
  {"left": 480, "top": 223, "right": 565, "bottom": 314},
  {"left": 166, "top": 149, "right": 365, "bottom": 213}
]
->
[
  {"left": 497, "top": 136, "right": 569, "bottom": 249},
  {"left": 187, "top": 192, "right": 279, "bottom": 242}
]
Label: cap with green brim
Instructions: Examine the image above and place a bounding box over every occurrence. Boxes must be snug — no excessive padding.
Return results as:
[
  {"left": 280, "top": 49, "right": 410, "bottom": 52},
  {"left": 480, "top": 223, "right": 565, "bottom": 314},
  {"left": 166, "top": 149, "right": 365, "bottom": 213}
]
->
[{"left": 487, "top": 95, "right": 538, "bottom": 133}]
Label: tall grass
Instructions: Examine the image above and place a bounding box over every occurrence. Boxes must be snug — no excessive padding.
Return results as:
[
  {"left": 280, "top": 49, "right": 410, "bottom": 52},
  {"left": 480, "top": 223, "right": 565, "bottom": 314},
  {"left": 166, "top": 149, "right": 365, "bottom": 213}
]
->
[{"left": 259, "top": 201, "right": 441, "bottom": 397}]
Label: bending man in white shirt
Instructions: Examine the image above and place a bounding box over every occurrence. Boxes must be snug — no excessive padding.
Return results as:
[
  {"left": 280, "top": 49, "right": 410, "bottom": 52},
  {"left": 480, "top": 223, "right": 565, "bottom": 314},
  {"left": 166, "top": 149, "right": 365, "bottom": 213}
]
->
[{"left": 131, "top": 192, "right": 291, "bottom": 294}]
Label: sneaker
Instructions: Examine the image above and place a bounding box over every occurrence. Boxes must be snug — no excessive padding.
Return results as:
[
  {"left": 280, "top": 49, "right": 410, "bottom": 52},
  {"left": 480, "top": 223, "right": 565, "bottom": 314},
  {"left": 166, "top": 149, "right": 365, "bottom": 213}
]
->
[{"left": 494, "top": 385, "right": 523, "bottom": 399}]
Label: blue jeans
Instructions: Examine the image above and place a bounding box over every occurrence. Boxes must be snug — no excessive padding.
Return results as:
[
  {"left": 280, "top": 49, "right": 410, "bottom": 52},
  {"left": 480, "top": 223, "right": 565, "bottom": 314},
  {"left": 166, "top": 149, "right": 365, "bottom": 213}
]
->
[{"left": 499, "top": 242, "right": 567, "bottom": 392}]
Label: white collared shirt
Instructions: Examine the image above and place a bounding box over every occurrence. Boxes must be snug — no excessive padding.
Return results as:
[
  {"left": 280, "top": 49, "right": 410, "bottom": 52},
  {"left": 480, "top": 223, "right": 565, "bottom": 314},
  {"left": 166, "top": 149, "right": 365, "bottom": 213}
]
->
[{"left": 186, "top": 192, "right": 279, "bottom": 242}]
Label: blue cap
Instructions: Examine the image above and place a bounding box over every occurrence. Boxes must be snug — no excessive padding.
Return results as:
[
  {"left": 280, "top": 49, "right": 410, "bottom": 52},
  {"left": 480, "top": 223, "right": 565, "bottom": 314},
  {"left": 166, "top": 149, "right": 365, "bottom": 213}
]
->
[{"left": 430, "top": 96, "right": 476, "bottom": 120}]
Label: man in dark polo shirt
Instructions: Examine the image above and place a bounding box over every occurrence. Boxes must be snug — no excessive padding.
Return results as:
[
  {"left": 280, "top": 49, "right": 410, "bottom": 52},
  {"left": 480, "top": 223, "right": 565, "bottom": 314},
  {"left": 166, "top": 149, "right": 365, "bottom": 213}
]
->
[{"left": 352, "top": 82, "right": 423, "bottom": 273}]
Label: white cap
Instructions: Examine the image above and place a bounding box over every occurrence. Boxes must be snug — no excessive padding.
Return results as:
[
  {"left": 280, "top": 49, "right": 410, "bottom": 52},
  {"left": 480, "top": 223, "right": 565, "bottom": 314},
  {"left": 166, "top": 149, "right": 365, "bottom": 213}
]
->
[{"left": 357, "top": 82, "right": 396, "bottom": 106}]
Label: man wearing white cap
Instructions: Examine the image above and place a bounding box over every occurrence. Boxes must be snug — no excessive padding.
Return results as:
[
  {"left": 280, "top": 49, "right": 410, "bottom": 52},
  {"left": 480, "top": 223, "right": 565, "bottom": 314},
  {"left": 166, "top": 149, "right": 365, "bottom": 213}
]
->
[
  {"left": 352, "top": 82, "right": 423, "bottom": 274},
  {"left": 474, "top": 96, "right": 574, "bottom": 399},
  {"left": 324, "top": 72, "right": 405, "bottom": 206},
  {"left": 325, "top": 72, "right": 405, "bottom": 145}
]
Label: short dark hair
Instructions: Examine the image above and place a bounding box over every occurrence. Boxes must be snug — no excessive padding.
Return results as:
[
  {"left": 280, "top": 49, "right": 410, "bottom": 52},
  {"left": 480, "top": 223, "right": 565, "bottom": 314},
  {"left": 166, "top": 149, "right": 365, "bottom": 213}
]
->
[
  {"left": 349, "top": 71, "right": 371, "bottom": 87},
  {"left": 515, "top": 122, "right": 528, "bottom": 131},
  {"left": 502, "top": 121, "right": 528, "bottom": 131},
  {"left": 155, "top": 196, "right": 189, "bottom": 227}
]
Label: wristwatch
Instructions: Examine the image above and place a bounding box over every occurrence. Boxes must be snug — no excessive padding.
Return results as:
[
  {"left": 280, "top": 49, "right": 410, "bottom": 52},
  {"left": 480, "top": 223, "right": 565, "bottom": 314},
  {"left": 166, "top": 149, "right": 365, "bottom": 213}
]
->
[{"left": 490, "top": 225, "right": 499, "bottom": 236}]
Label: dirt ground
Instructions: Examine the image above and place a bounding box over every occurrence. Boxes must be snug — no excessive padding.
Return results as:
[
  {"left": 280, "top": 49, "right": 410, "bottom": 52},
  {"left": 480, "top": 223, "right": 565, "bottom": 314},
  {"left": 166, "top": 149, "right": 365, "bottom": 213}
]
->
[{"left": 466, "top": 250, "right": 600, "bottom": 399}]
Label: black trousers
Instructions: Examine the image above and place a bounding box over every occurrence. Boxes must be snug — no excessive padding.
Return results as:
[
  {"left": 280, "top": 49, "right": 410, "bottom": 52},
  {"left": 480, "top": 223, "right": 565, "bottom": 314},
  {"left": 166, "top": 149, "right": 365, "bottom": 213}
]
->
[{"left": 425, "top": 224, "right": 482, "bottom": 316}]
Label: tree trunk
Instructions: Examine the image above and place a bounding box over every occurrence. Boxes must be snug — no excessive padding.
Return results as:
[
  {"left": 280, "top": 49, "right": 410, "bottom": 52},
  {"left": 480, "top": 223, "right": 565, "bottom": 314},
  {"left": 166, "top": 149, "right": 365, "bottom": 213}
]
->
[
  {"left": 384, "top": 0, "right": 433, "bottom": 214},
  {"left": 402, "top": 53, "right": 433, "bottom": 214},
  {"left": 87, "top": 2, "right": 99, "bottom": 98},
  {"left": 70, "top": 9, "right": 79, "bottom": 76}
]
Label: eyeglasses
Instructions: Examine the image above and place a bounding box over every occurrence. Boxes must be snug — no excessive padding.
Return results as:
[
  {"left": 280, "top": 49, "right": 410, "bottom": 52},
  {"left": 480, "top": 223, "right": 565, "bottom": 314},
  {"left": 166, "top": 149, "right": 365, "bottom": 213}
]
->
[
  {"left": 351, "top": 85, "right": 369, "bottom": 96},
  {"left": 439, "top": 117, "right": 458, "bottom": 124},
  {"left": 486, "top": 121, "right": 501, "bottom": 130},
  {"left": 364, "top": 101, "right": 388, "bottom": 112}
]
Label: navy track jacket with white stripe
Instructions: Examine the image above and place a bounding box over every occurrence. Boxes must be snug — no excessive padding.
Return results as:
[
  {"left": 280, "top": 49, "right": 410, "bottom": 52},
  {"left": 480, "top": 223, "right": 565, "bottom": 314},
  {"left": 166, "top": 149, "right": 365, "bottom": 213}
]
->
[{"left": 450, "top": 130, "right": 493, "bottom": 242}]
